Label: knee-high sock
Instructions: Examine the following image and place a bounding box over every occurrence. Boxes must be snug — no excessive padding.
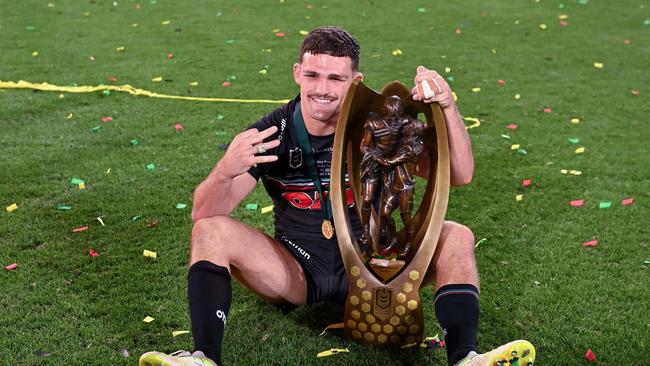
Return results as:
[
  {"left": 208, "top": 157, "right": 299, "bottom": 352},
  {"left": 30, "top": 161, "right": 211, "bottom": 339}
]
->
[
  {"left": 434, "top": 284, "right": 480, "bottom": 366},
  {"left": 188, "top": 260, "right": 232, "bottom": 365}
]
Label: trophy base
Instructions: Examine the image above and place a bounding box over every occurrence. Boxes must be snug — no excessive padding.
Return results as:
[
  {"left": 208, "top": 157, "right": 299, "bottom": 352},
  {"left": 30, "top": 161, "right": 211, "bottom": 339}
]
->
[{"left": 368, "top": 258, "right": 405, "bottom": 282}]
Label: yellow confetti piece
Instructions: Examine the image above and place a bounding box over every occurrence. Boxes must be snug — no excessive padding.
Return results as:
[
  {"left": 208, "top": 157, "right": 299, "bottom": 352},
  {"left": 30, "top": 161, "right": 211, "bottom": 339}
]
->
[
  {"left": 539, "top": 23, "right": 547, "bottom": 30},
  {"left": 172, "top": 330, "right": 190, "bottom": 337},
  {"left": 116, "top": 46, "right": 125, "bottom": 52},
  {"left": 316, "top": 348, "right": 349, "bottom": 358},
  {"left": 516, "top": 194, "right": 524, "bottom": 202},
  {"left": 96, "top": 217, "right": 105, "bottom": 227},
  {"left": 59, "top": 94, "right": 65, "bottom": 99},
  {"left": 261, "top": 205, "right": 274, "bottom": 214},
  {"left": 491, "top": 48, "right": 496, "bottom": 54},
  {"left": 569, "top": 170, "right": 582, "bottom": 175},
  {"left": 299, "top": 30, "right": 309, "bottom": 35},
  {"left": 593, "top": 62, "right": 604, "bottom": 69},
  {"left": 83, "top": 11, "right": 90, "bottom": 16},
  {"left": 6, "top": 203, "right": 18, "bottom": 212},
  {"left": 48, "top": 3, "right": 55, "bottom": 7},
  {"left": 0, "top": 80, "right": 291, "bottom": 105},
  {"left": 514, "top": 93, "right": 521, "bottom": 100},
  {"left": 570, "top": 117, "right": 580, "bottom": 124},
  {"left": 471, "top": 87, "right": 481, "bottom": 92},
  {"left": 190, "top": 81, "right": 198, "bottom": 86},
  {"left": 559, "top": 14, "right": 569, "bottom": 20},
  {"left": 143, "top": 249, "right": 157, "bottom": 259},
  {"left": 391, "top": 49, "right": 403, "bottom": 56},
  {"left": 462, "top": 116, "right": 481, "bottom": 130},
  {"left": 474, "top": 238, "right": 487, "bottom": 248},
  {"left": 511, "top": 144, "right": 521, "bottom": 150},
  {"left": 32, "top": 51, "right": 39, "bottom": 57},
  {"left": 560, "top": 169, "right": 568, "bottom": 174},
  {"left": 575, "top": 147, "right": 585, "bottom": 154},
  {"left": 78, "top": 182, "right": 86, "bottom": 190},
  {"left": 272, "top": 28, "right": 281, "bottom": 33},
  {"left": 452, "top": 91, "right": 458, "bottom": 102},
  {"left": 259, "top": 69, "right": 268, "bottom": 75},
  {"left": 143, "top": 316, "right": 155, "bottom": 323},
  {"left": 132, "top": 23, "right": 139, "bottom": 28},
  {"left": 152, "top": 76, "right": 163, "bottom": 82},
  {"left": 401, "top": 343, "right": 418, "bottom": 349},
  {"left": 319, "top": 322, "right": 344, "bottom": 336},
  {"left": 444, "top": 67, "right": 451, "bottom": 73},
  {"left": 161, "top": 20, "right": 171, "bottom": 25},
  {"left": 67, "top": 112, "right": 73, "bottom": 119},
  {"left": 106, "top": 168, "right": 111, "bottom": 174}
]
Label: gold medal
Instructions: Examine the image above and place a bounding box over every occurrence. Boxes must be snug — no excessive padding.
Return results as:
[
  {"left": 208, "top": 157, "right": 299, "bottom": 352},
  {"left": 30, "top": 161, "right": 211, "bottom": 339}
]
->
[{"left": 321, "top": 219, "right": 335, "bottom": 239}]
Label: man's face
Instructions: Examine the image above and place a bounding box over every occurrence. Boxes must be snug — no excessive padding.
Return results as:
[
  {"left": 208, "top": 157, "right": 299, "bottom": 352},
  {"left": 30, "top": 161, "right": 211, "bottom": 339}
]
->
[{"left": 293, "top": 52, "right": 361, "bottom": 124}]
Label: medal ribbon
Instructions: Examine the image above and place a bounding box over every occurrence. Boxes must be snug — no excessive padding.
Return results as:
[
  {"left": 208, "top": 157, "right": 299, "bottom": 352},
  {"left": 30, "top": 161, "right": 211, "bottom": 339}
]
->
[{"left": 291, "top": 103, "right": 333, "bottom": 224}]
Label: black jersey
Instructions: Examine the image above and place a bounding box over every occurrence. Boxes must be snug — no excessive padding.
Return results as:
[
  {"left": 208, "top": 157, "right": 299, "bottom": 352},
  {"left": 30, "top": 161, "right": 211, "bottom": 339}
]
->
[{"left": 247, "top": 96, "right": 361, "bottom": 246}]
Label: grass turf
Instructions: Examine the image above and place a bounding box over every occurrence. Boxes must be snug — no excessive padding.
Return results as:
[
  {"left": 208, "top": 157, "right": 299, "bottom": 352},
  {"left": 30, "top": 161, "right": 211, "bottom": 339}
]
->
[{"left": 1, "top": 0, "right": 649, "bottom": 364}]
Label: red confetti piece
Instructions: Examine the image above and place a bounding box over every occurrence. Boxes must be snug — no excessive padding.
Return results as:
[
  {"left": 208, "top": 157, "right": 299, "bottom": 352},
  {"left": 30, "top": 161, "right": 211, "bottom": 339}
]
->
[
  {"left": 89, "top": 248, "right": 99, "bottom": 257},
  {"left": 454, "top": 28, "right": 462, "bottom": 34},
  {"left": 275, "top": 32, "right": 285, "bottom": 37},
  {"left": 107, "top": 76, "right": 118, "bottom": 82},
  {"left": 175, "top": 123, "right": 184, "bottom": 131},
  {"left": 585, "top": 348, "right": 596, "bottom": 362},
  {"left": 631, "top": 89, "right": 640, "bottom": 96},
  {"left": 559, "top": 20, "right": 569, "bottom": 26},
  {"left": 167, "top": 52, "right": 173, "bottom": 59},
  {"left": 570, "top": 199, "right": 584, "bottom": 207},
  {"left": 222, "top": 81, "right": 232, "bottom": 87},
  {"left": 582, "top": 240, "right": 598, "bottom": 247},
  {"left": 102, "top": 116, "right": 113, "bottom": 122},
  {"left": 522, "top": 179, "right": 532, "bottom": 187},
  {"left": 4, "top": 263, "right": 18, "bottom": 271},
  {"left": 72, "top": 226, "right": 89, "bottom": 233},
  {"left": 621, "top": 197, "right": 634, "bottom": 206},
  {"left": 543, "top": 107, "right": 552, "bottom": 113},
  {"left": 506, "top": 124, "right": 518, "bottom": 130},
  {"left": 497, "top": 79, "right": 506, "bottom": 85},
  {"left": 623, "top": 39, "right": 631, "bottom": 45}
]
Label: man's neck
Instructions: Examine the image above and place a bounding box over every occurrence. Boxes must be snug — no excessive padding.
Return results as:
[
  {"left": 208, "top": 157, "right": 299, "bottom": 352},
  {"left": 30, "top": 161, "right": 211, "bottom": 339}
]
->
[{"left": 301, "top": 109, "right": 337, "bottom": 136}]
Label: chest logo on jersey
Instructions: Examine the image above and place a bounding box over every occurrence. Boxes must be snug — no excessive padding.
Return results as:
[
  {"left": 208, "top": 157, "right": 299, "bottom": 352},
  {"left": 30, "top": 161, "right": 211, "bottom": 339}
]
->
[{"left": 289, "top": 147, "right": 303, "bottom": 169}]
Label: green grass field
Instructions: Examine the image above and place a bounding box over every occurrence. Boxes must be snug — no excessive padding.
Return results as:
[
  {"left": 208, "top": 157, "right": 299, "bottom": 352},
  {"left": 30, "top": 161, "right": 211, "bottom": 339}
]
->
[{"left": 1, "top": 0, "right": 649, "bottom": 364}]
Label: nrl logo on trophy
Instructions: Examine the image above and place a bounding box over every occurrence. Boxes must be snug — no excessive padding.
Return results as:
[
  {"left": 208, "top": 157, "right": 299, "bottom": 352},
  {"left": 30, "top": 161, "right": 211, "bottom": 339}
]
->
[{"left": 330, "top": 78, "right": 450, "bottom": 346}]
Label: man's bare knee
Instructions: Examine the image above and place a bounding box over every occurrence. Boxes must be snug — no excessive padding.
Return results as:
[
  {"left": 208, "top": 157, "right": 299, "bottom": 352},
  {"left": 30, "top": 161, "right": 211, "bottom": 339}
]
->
[
  {"left": 441, "top": 221, "right": 475, "bottom": 255},
  {"left": 190, "top": 216, "right": 235, "bottom": 268}
]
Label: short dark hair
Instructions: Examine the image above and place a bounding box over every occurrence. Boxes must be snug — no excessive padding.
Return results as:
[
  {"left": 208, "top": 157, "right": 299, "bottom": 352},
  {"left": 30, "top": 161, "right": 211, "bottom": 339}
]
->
[{"left": 300, "top": 26, "right": 360, "bottom": 71}]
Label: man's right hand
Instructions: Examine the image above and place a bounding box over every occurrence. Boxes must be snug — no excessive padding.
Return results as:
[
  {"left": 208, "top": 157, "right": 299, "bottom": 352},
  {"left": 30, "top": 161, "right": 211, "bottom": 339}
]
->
[{"left": 217, "top": 126, "right": 281, "bottom": 179}]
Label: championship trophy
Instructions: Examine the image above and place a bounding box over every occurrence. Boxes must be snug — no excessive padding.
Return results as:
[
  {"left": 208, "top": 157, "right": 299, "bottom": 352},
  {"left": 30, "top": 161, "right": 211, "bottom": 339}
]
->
[{"left": 330, "top": 79, "right": 450, "bottom": 346}]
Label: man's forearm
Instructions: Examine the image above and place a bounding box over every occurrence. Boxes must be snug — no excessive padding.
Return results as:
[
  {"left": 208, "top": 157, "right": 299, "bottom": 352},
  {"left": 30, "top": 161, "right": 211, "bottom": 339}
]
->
[{"left": 443, "top": 104, "right": 474, "bottom": 186}]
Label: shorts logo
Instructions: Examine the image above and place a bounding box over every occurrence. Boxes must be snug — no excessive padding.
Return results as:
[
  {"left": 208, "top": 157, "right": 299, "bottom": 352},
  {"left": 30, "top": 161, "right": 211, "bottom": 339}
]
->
[
  {"left": 289, "top": 147, "right": 303, "bottom": 168},
  {"left": 216, "top": 309, "right": 227, "bottom": 326}
]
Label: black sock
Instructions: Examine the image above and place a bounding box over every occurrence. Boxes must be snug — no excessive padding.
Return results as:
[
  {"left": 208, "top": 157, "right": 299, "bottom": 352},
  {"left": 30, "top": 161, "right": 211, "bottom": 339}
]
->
[
  {"left": 188, "top": 260, "right": 232, "bottom": 365},
  {"left": 434, "top": 284, "right": 480, "bottom": 366}
]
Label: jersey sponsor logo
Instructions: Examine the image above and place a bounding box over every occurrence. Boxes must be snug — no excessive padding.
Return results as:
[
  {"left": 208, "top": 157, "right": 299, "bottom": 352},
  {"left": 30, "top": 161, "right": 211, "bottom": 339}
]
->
[
  {"left": 289, "top": 147, "right": 303, "bottom": 168},
  {"left": 282, "top": 188, "right": 355, "bottom": 211}
]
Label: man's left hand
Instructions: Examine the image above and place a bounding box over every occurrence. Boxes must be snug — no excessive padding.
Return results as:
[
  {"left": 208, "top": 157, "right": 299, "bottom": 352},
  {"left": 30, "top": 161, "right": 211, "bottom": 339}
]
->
[{"left": 411, "top": 66, "right": 454, "bottom": 109}]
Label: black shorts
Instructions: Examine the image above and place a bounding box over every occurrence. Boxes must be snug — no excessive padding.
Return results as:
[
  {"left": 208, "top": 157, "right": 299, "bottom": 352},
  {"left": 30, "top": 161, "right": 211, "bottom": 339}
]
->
[{"left": 277, "top": 235, "right": 349, "bottom": 305}]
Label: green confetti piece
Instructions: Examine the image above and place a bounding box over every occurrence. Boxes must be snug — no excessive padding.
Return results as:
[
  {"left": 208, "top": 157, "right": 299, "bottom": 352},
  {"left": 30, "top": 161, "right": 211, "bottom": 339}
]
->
[
  {"left": 501, "top": 134, "right": 511, "bottom": 139},
  {"left": 599, "top": 201, "right": 612, "bottom": 209},
  {"left": 227, "top": 75, "right": 237, "bottom": 81},
  {"left": 263, "top": 64, "right": 270, "bottom": 69},
  {"left": 417, "top": 7, "right": 426, "bottom": 13},
  {"left": 644, "top": 260, "right": 650, "bottom": 266},
  {"left": 130, "top": 139, "right": 140, "bottom": 146},
  {"left": 517, "top": 148, "right": 528, "bottom": 156},
  {"left": 102, "top": 90, "right": 111, "bottom": 96},
  {"left": 225, "top": 40, "right": 235, "bottom": 44},
  {"left": 217, "top": 114, "right": 225, "bottom": 120},
  {"left": 26, "top": 25, "right": 36, "bottom": 31},
  {"left": 216, "top": 12, "right": 223, "bottom": 16},
  {"left": 70, "top": 178, "right": 85, "bottom": 185},
  {"left": 578, "top": 0, "right": 588, "bottom": 4},
  {"left": 568, "top": 137, "right": 580, "bottom": 144},
  {"left": 57, "top": 204, "right": 72, "bottom": 210},
  {"left": 132, "top": 215, "right": 143, "bottom": 222},
  {"left": 176, "top": 203, "right": 188, "bottom": 209},
  {"left": 92, "top": 126, "right": 102, "bottom": 132},
  {"left": 447, "top": 76, "right": 455, "bottom": 82},
  {"left": 149, "top": 0, "right": 158, "bottom": 4},
  {"left": 644, "top": 18, "right": 650, "bottom": 25},
  {"left": 245, "top": 203, "right": 258, "bottom": 210},
  {"left": 146, "top": 163, "right": 156, "bottom": 171},
  {"left": 559, "top": 3, "right": 565, "bottom": 9}
]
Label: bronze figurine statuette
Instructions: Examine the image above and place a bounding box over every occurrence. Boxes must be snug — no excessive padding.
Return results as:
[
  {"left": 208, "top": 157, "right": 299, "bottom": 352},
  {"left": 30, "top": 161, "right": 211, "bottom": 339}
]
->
[{"left": 330, "top": 79, "right": 450, "bottom": 347}]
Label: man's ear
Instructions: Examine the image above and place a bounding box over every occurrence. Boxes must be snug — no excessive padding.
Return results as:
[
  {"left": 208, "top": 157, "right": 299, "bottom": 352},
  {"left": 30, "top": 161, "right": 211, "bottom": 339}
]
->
[
  {"left": 293, "top": 63, "right": 301, "bottom": 84},
  {"left": 354, "top": 72, "right": 364, "bottom": 81}
]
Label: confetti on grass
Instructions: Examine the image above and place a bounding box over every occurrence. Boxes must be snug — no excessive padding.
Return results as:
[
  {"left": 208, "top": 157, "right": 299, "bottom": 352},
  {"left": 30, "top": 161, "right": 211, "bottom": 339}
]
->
[
  {"left": 522, "top": 179, "right": 532, "bottom": 187},
  {"left": 585, "top": 348, "right": 596, "bottom": 361},
  {"left": 317, "top": 348, "right": 349, "bottom": 358},
  {"left": 6, "top": 203, "right": 18, "bottom": 212},
  {"left": 172, "top": 331, "right": 190, "bottom": 337},
  {"left": 176, "top": 203, "right": 187, "bottom": 209},
  {"left": 245, "top": 203, "right": 258, "bottom": 210},
  {"left": 261, "top": 205, "right": 274, "bottom": 214},
  {"left": 621, "top": 197, "right": 634, "bottom": 206},
  {"left": 143, "top": 316, "right": 155, "bottom": 323},
  {"left": 4, "top": 263, "right": 18, "bottom": 271},
  {"left": 72, "top": 226, "right": 89, "bottom": 233},
  {"left": 599, "top": 201, "right": 612, "bottom": 209},
  {"left": 582, "top": 240, "right": 598, "bottom": 247},
  {"left": 319, "top": 322, "right": 344, "bottom": 336},
  {"left": 570, "top": 199, "right": 584, "bottom": 207},
  {"left": 143, "top": 250, "right": 157, "bottom": 259}
]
